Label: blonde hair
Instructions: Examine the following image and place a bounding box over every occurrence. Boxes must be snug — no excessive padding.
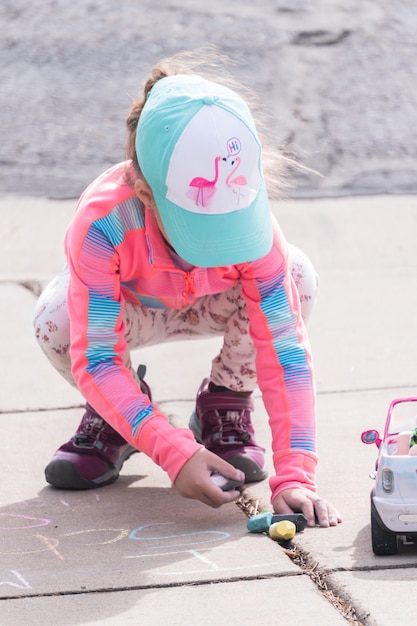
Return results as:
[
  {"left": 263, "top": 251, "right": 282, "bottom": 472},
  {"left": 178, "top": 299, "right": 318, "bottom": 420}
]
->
[{"left": 125, "top": 47, "right": 293, "bottom": 198}]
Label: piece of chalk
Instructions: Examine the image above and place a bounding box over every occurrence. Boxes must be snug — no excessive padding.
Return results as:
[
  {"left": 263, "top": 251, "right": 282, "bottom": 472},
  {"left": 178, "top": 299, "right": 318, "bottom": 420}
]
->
[
  {"left": 247, "top": 512, "right": 273, "bottom": 533},
  {"left": 271, "top": 513, "right": 307, "bottom": 533},
  {"left": 269, "top": 520, "right": 296, "bottom": 541}
]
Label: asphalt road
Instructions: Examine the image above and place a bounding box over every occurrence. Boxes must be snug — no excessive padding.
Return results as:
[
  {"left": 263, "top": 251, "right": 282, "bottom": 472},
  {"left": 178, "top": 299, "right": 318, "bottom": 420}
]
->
[{"left": 1, "top": 0, "right": 416, "bottom": 199}]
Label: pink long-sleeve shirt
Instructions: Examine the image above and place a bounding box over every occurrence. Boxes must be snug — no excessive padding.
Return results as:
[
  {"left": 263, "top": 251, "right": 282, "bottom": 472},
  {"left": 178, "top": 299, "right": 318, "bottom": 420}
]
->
[{"left": 65, "top": 161, "right": 318, "bottom": 500}]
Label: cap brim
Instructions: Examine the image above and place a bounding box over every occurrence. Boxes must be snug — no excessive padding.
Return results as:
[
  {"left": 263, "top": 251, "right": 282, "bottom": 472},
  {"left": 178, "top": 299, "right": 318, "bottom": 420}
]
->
[{"left": 154, "top": 183, "right": 273, "bottom": 267}]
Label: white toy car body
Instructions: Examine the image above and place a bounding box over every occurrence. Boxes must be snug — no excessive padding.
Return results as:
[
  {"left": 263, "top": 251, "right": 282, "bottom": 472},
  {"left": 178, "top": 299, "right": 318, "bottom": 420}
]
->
[{"left": 361, "top": 397, "right": 417, "bottom": 555}]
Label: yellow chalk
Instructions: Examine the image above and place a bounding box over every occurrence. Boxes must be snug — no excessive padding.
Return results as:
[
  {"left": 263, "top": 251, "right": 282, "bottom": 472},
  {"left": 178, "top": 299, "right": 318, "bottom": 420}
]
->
[{"left": 268, "top": 520, "right": 296, "bottom": 541}]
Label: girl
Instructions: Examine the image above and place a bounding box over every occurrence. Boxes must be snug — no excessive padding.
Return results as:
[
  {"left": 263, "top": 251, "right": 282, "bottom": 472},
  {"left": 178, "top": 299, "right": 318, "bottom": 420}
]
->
[{"left": 34, "top": 50, "right": 341, "bottom": 528}]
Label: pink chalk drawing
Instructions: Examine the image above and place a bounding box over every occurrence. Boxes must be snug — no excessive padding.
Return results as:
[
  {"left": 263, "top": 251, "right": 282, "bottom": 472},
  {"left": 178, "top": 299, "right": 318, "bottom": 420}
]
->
[{"left": 188, "top": 156, "right": 221, "bottom": 207}]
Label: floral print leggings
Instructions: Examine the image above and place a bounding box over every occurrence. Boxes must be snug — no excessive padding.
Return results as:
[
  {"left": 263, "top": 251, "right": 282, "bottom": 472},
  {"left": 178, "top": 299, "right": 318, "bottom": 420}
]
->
[{"left": 33, "top": 244, "right": 318, "bottom": 393}]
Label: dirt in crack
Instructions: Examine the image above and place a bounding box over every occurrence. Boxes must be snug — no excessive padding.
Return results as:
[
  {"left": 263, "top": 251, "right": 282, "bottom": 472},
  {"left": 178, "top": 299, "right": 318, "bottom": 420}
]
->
[{"left": 235, "top": 494, "right": 366, "bottom": 625}]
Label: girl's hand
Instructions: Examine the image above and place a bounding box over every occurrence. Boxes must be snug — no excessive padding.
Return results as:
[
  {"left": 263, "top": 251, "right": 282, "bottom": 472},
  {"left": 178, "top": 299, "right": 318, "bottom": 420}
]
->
[
  {"left": 272, "top": 487, "right": 342, "bottom": 528},
  {"left": 174, "top": 448, "right": 245, "bottom": 508}
]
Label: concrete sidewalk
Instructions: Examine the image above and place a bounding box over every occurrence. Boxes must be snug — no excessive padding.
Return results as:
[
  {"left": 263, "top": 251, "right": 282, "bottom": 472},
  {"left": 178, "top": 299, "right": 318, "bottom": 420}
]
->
[{"left": 1, "top": 194, "right": 417, "bottom": 625}]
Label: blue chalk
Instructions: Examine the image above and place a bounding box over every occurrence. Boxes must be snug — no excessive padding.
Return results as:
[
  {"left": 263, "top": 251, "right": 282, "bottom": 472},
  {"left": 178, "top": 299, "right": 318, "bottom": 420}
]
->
[{"left": 247, "top": 512, "right": 273, "bottom": 533}]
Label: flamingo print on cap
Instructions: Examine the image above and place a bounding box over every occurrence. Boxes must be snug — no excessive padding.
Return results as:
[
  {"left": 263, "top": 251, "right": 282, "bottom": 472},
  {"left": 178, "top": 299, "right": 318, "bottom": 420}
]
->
[
  {"left": 226, "top": 156, "right": 247, "bottom": 203},
  {"left": 187, "top": 156, "right": 221, "bottom": 207}
]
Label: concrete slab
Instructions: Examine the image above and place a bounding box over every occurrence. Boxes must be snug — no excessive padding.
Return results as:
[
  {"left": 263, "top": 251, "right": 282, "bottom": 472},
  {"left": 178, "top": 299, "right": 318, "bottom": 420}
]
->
[
  {"left": 0, "top": 481, "right": 297, "bottom": 599},
  {"left": 276, "top": 194, "right": 417, "bottom": 393},
  {"left": 1, "top": 196, "right": 74, "bottom": 283},
  {"left": 1, "top": 575, "right": 349, "bottom": 626},
  {"left": 1, "top": 409, "right": 295, "bottom": 601},
  {"left": 330, "top": 569, "right": 417, "bottom": 626}
]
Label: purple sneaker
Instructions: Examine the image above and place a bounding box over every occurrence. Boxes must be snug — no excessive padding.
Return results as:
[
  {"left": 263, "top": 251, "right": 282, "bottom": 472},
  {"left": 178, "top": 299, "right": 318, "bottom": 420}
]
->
[
  {"left": 189, "top": 379, "right": 267, "bottom": 483},
  {"left": 45, "top": 365, "right": 151, "bottom": 490}
]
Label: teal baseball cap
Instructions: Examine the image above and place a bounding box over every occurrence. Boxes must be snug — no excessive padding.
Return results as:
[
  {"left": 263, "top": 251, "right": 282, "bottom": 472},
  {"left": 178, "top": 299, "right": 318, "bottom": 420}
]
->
[{"left": 136, "top": 74, "right": 273, "bottom": 267}]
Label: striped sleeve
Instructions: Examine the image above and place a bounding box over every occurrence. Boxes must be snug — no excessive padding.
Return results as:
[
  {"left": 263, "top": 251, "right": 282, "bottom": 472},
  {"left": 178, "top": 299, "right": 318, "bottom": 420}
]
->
[
  {"left": 240, "top": 242, "right": 318, "bottom": 498},
  {"left": 66, "top": 200, "right": 201, "bottom": 482}
]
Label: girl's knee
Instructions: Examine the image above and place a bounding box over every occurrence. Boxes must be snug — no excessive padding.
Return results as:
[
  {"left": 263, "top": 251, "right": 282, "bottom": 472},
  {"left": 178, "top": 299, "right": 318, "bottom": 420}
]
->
[{"left": 287, "top": 244, "right": 319, "bottom": 323}]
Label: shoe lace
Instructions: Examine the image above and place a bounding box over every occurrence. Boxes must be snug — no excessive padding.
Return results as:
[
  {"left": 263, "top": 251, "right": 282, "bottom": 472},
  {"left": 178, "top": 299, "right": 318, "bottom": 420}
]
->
[
  {"left": 214, "top": 410, "right": 252, "bottom": 444},
  {"left": 72, "top": 410, "right": 114, "bottom": 448},
  {"left": 71, "top": 364, "right": 150, "bottom": 450}
]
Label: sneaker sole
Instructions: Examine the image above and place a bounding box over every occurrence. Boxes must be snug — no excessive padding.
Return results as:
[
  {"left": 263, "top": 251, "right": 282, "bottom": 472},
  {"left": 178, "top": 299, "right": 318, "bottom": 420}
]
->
[
  {"left": 225, "top": 454, "right": 268, "bottom": 483},
  {"left": 44, "top": 447, "right": 138, "bottom": 490},
  {"left": 189, "top": 411, "right": 267, "bottom": 484}
]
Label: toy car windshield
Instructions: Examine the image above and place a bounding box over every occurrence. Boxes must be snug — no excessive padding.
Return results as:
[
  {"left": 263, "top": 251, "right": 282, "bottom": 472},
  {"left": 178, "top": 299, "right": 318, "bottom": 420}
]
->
[{"left": 385, "top": 398, "right": 417, "bottom": 438}]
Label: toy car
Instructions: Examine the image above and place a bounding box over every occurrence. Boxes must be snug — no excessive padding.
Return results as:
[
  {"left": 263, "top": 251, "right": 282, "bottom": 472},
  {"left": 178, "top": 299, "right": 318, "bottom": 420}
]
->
[{"left": 361, "top": 397, "right": 417, "bottom": 555}]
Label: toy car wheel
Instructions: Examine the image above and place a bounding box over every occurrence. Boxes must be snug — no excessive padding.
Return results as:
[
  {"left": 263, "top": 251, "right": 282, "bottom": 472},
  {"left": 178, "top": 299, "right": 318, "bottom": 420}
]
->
[{"left": 371, "top": 508, "right": 398, "bottom": 555}]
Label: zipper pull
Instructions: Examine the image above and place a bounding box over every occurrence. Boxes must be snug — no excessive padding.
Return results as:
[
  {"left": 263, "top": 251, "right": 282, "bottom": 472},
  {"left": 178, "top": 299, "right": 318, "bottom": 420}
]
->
[{"left": 182, "top": 272, "right": 195, "bottom": 302}]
